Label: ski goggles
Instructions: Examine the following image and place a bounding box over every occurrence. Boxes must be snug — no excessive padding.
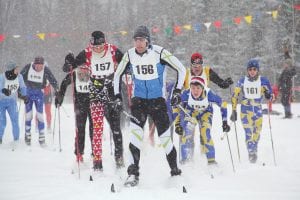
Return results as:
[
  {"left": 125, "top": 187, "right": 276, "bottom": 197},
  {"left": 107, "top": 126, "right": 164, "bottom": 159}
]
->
[
  {"left": 191, "top": 59, "right": 203, "bottom": 66},
  {"left": 90, "top": 37, "right": 105, "bottom": 46}
]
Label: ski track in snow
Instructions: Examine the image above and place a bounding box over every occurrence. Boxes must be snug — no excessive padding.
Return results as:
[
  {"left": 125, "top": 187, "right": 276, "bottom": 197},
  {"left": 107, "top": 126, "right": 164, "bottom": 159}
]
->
[{"left": 0, "top": 103, "right": 300, "bottom": 200}]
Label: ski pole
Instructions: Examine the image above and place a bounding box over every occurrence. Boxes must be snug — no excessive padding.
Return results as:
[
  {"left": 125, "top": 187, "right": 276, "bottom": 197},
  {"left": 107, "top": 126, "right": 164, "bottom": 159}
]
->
[
  {"left": 52, "top": 107, "right": 57, "bottom": 145},
  {"left": 233, "top": 121, "right": 241, "bottom": 163},
  {"left": 177, "top": 105, "right": 197, "bottom": 124},
  {"left": 61, "top": 105, "right": 71, "bottom": 118},
  {"left": 58, "top": 106, "right": 62, "bottom": 152},
  {"left": 109, "top": 131, "right": 113, "bottom": 155},
  {"left": 225, "top": 132, "right": 235, "bottom": 173},
  {"left": 123, "top": 110, "right": 140, "bottom": 124},
  {"left": 267, "top": 101, "right": 277, "bottom": 166}
]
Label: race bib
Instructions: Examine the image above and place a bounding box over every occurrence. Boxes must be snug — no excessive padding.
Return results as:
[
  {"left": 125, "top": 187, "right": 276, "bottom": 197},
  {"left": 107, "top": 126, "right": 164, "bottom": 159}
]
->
[
  {"left": 4, "top": 78, "right": 19, "bottom": 94},
  {"left": 243, "top": 76, "right": 261, "bottom": 99},
  {"left": 91, "top": 51, "right": 114, "bottom": 76},
  {"left": 75, "top": 69, "right": 89, "bottom": 93},
  {"left": 27, "top": 64, "right": 44, "bottom": 83},
  {"left": 131, "top": 51, "right": 159, "bottom": 80}
]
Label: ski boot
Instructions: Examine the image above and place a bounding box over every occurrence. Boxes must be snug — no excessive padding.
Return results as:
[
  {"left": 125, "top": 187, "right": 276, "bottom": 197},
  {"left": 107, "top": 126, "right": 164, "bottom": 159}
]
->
[
  {"left": 124, "top": 174, "right": 139, "bottom": 187},
  {"left": 207, "top": 160, "right": 218, "bottom": 166},
  {"left": 39, "top": 134, "right": 46, "bottom": 147},
  {"left": 170, "top": 167, "right": 182, "bottom": 176},
  {"left": 0, "top": 138, "right": 2, "bottom": 144},
  {"left": 124, "top": 164, "right": 139, "bottom": 187},
  {"left": 93, "top": 160, "right": 103, "bottom": 171},
  {"left": 249, "top": 152, "right": 257, "bottom": 163},
  {"left": 25, "top": 133, "right": 31, "bottom": 146}
]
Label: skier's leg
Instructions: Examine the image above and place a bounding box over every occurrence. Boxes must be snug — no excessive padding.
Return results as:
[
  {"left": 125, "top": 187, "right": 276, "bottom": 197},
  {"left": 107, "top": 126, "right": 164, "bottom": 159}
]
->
[
  {"left": 7, "top": 100, "right": 19, "bottom": 141},
  {"left": 252, "top": 105, "right": 262, "bottom": 154},
  {"left": 0, "top": 102, "right": 7, "bottom": 142},
  {"left": 44, "top": 102, "right": 52, "bottom": 131},
  {"left": 199, "top": 112, "right": 215, "bottom": 164},
  {"left": 25, "top": 94, "right": 34, "bottom": 145},
  {"left": 180, "top": 120, "right": 196, "bottom": 164},
  {"left": 75, "top": 105, "right": 87, "bottom": 157},
  {"left": 35, "top": 92, "right": 45, "bottom": 145},
  {"left": 151, "top": 98, "right": 180, "bottom": 175},
  {"left": 127, "top": 97, "right": 147, "bottom": 176},
  {"left": 105, "top": 104, "right": 124, "bottom": 167},
  {"left": 90, "top": 101, "right": 105, "bottom": 170}
]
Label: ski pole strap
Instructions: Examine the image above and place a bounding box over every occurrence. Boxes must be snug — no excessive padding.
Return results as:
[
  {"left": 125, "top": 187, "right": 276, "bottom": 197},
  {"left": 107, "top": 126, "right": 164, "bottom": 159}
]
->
[{"left": 122, "top": 110, "right": 140, "bottom": 124}]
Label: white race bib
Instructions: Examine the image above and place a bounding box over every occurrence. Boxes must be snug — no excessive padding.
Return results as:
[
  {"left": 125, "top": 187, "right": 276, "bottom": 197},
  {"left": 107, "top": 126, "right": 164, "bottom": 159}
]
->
[
  {"left": 187, "top": 89, "right": 209, "bottom": 111},
  {"left": 130, "top": 50, "right": 159, "bottom": 80},
  {"left": 4, "top": 78, "right": 19, "bottom": 94},
  {"left": 243, "top": 76, "right": 261, "bottom": 99},
  {"left": 75, "top": 69, "right": 89, "bottom": 93},
  {"left": 91, "top": 50, "right": 115, "bottom": 76},
  {"left": 27, "top": 63, "right": 44, "bottom": 83}
]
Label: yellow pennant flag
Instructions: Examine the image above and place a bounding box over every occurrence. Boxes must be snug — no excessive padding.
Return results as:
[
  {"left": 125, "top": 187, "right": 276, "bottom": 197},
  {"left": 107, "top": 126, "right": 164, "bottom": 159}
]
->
[
  {"left": 120, "top": 31, "right": 128, "bottom": 35},
  {"left": 272, "top": 10, "right": 278, "bottom": 19},
  {"left": 244, "top": 15, "right": 252, "bottom": 24},
  {"left": 183, "top": 24, "right": 192, "bottom": 30},
  {"left": 37, "top": 33, "right": 45, "bottom": 40}
]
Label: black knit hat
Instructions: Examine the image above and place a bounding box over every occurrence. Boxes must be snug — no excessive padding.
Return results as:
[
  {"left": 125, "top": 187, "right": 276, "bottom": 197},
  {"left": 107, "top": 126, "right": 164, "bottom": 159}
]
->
[
  {"left": 133, "top": 25, "right": 150, "bottom": 42},
  {"left": 90, "top": 31, "right": 105, "bottom": 45},
  {"left": 34, "top": 56, "right": 44, "bottom": 64}
]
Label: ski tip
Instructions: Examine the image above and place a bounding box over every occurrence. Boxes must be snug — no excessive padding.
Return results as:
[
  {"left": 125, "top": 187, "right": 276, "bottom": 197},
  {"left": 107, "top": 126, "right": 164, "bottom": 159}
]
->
[
  {"left": 111, "top": 183, "right": 116, "bottom": 193},
  {"left": 89, "top": 175, "right": 93, "bottom": 181},
  {"left": 183, "top": 186, "right": 187, "bottom": 193}
]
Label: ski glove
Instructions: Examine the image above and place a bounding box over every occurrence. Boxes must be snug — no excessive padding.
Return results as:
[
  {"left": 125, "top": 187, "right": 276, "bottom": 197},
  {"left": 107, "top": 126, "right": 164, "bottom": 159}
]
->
[
  {"left": 222, "top": 121, "right": 230, "bottom": 132},
  {"left": 2, "top": 88, "right": 11, "bottom": 96},
  {"left": 112, "top": 95, "right": 123, "bottom": 113},
  {"left": 55, "top": 92, "right": 63, "bottom": 108},
  {"left": 175, "top": 124, "right": 184, "bottom": 135},
  {"left": 222, "top": 77, "right": 234, "bottom": 88},
  {"left": 264, "top": 90, "right": 271, "bottom": 100},
  {"left": 230, "top": 110, "right": 237, "bottom": 122},
  {"left": 171, "top": 89, "right": 181, "bottom": 106}
]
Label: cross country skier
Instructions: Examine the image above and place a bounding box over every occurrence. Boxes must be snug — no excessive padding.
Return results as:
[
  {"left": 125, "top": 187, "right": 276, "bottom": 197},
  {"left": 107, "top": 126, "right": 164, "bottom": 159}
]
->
[
  {"left": 174, "top": 76, "right": 230, "bottom": 164},
  {"left": 230, "top": 59, "right": 273, "bottom": 163},
  {"left": 113, "top": 25, "right": 186, "bottom": 187},
  {"left": 0, "top": 61, "right": 27, "bottom": 145},
  {"left": 63, "top": 31, "right": 124, "bottom": 170},
  {"left": 20, "top": 56, "right": 59, "bottom": 147},
  {"left": 175, "top": 52, "right": 233, "bottom": 160},
  {"left": 55, "top": 65, "right": 92, "bottom": 162}
]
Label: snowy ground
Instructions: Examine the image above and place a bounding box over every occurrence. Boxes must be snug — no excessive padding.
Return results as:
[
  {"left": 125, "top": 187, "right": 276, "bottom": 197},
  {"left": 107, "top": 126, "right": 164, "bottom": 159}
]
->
[{"left": 0, "top": 103, "right": 300, "bottom": 200}]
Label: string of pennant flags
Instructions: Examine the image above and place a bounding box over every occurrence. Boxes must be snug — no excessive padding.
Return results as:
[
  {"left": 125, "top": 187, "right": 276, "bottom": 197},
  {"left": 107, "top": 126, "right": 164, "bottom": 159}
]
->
[{"left": 0, "top": 5, "right": 299, "bottom": 44}]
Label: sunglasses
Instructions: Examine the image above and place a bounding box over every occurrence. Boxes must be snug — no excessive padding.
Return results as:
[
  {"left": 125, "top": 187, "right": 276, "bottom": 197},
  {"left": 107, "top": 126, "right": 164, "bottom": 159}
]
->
[
  {"left": 191, "top": 60, "right": 203, "bottom": 66},
  {"left": 90, "top": 38, "right": 105, "bottom": 45}
]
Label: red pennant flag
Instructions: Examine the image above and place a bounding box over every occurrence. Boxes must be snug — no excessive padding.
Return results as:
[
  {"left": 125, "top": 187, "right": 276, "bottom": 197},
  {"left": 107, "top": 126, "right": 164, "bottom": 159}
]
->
[
  {"left": 213, "top": 20, "right": 222, "bottom": 29},
  {"left": 234, "top": 17, "right": 242, "bottom": 25},
  {"left": 294, "top": 4, "right": 300, "bottom": 10},
  {"left": 0, "top": 34, "right": 5, "bottom": 43},
  {"left": 48, "top": 33, "right": 60, "bottom": 38},
  {"left": 173, "top": 25, "right": 181, "bottom": 35}
]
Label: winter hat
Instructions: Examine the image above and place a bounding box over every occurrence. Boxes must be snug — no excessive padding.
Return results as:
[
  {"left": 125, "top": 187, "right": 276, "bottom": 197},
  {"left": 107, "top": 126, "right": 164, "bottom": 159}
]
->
[
  {"left": 34, "top": 56, "right": 45, "bottom": 64},
  {"left": 191, "top": 53, "right": 203, "bottom": 65},
  {"left": 133, "top": 25, "right": 151, "bottom": 42},
  {"left": 247, "top": 59, "right": 259, "bottom": 70},
  {"left": 90, "top": 31, "right": 105, "bottom": 45},
  {"left": 190, "top": 76, "right": 205, "bottom": 88},
  {"left": 5, "top": 61, "right": 17, "bottom": 71}
]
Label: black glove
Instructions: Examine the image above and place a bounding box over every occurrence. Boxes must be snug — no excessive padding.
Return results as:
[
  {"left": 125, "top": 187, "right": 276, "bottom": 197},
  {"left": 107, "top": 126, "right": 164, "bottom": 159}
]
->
[
  {"left": 65, "top": 53, "right": 75, "bottom": 65},
  {"left": 22, "top": 96, "right": 29, "bottom": 104},
  {"left": 175, "top": 125, "right": 184, "bottom": 135},
  {"left": 112, "top": 95, "right": 123, "bottom": 112},
  {"left": 230, "top": 110, "right": 237, "bottom": 122},
  {"left": 171, "top": 89, "right": 181, "bottom": 106},
  {"left": 2, "top": 88, "right": 11, "bottom": 96},
  {"left": 55, "top": 92, "right": 63, "bottom": 108},
  {"left": 264, "top": 90, "right": 271, "bottom": 100},
  {"left": 222, "top": 77, "right": 234, "bottom": 88},
  {"left": 222, "top": 121, "right": 230, "bottom": 132}
]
